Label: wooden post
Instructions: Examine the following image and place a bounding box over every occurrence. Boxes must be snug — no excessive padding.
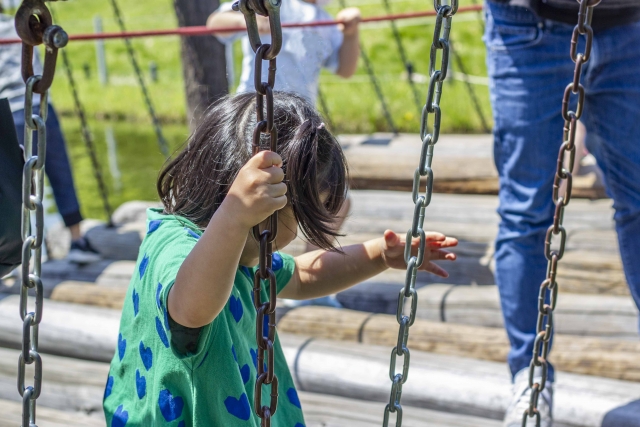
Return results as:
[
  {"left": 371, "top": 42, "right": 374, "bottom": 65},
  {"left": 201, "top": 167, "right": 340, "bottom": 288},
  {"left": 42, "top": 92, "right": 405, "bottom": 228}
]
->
[{"left": 173, "top": 0, "right": 228, "bottom": 129}]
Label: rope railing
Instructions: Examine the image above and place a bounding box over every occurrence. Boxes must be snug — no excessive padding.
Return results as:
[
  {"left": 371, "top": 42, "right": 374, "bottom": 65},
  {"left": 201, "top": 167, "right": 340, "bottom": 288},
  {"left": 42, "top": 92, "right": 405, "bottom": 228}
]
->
[{"left": 0, "top": 5, "right": 482, "bottom": 45}]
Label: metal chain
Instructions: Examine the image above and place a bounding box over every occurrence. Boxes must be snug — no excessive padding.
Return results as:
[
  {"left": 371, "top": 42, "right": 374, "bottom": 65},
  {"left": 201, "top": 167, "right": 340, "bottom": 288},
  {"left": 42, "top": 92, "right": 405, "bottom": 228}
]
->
[
  {"left": 521, "top": 1, "right": 600, "bottom": 426},
  {"left": 14, "top": 1, "right": 68, "bottom": 426},
  {"left": 382, "top": 1, "right": 457, "bottom": 426},
  {"left": 107, "top": 0, "right": 169, "bottom": 158},
  {"left": 233, "top": 0, "right": 282, "bottom": 425},
  {"left": 317, "top": 86, "right": 336, "bottom": 133},
  {"left": 51, "top": 7, "right": 113, "bottom": 225},
  {"left": 380, "top": 0, "right": 422, "bottom": 114}
]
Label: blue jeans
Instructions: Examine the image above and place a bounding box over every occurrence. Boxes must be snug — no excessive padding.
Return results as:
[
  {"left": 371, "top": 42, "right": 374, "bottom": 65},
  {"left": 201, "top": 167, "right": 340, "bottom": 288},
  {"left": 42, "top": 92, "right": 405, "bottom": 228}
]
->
[
  {"left": 485, "top": 1, "right": 640, "bottom": 382},
  {"left": 13, "top": 104, "right": 83, "bottom": 227}
]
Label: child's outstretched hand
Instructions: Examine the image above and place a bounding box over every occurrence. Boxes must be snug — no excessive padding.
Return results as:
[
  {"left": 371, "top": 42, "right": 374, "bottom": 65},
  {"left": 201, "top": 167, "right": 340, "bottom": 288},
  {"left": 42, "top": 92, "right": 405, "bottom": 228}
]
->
[
  {"left": 223, "top": 151, "right": 287, "bottom": 229},
  {"left": 336, "top": 7, "right": 361, "bottom": 36},
  {"left": 380, "top": 230, "right": 457, "bottom": 278}
]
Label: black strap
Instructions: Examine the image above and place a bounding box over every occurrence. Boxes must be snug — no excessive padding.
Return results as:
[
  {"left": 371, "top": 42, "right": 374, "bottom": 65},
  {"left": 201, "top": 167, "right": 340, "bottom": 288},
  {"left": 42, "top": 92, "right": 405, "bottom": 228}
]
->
[{"left": 0, "top": 98, "right": 24, "bottom": 277}]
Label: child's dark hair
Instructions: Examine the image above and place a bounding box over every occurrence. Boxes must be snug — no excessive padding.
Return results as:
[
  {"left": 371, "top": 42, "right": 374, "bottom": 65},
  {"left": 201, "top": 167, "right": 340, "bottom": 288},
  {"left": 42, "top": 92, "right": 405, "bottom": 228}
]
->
[{"left": 157, "top": 91, "right": 349, "bottom": 251}]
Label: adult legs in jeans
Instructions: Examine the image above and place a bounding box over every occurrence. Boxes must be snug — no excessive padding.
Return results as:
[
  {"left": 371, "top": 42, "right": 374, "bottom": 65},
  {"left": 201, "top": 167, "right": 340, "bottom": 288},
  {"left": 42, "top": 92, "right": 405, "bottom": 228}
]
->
[
  {"left": 485, "top": 3, "right": 577, "bottom": 383},
  {"left": 12, "top": 104, "right": 84, "bottom": 240},
  {"left": 581, "top": 21, "right": 640, "bottom": 315}
]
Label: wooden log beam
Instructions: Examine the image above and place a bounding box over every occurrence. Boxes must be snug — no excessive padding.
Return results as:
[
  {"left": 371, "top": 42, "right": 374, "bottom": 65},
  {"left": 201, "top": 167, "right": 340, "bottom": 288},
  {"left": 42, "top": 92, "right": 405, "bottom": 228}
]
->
[
  {"left": 50, "top": 281, "right": 127, "bottom": 309},
  {"left": 278, "top": 306, "right": 640, "bottom": 381},
  {"left": 0, "top": 346, "right": 500, "bottom": 427},
  {"left": 417, "top": 284, "right": 639, "bottom": 338},
  {"left": 280, "top": 335, "right": 640, "bottom": 427},
  {"left": 0, "top": 399, "right": 105, "bottom": 427},
  {"left": 0, "top": 296, "right": 119, "bottom": 362},
  {"left": 0, "top": 296, "right": 637, "bottom": 427}
]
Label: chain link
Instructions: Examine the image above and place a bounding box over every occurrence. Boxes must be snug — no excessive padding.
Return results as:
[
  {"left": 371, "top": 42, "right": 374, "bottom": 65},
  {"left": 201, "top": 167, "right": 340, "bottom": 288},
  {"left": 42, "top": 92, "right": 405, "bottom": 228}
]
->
[
  {"left": 233, "top": 0, "right": 282, "bottom": 425},
  {"left": 15, "top": 2, "right": 68, "bottom": 425},
  {"left": 521, "top": 1, "right": 600, "bottom": 425},
  {"left": 383, "top": 1, "right": 457, "bottom": 426}
]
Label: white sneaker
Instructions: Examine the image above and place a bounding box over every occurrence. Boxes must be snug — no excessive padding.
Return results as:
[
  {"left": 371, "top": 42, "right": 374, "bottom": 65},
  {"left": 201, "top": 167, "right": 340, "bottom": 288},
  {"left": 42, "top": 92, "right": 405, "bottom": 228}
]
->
[{"left": 503, "top": 367, "right": 553, "bottom": 427}]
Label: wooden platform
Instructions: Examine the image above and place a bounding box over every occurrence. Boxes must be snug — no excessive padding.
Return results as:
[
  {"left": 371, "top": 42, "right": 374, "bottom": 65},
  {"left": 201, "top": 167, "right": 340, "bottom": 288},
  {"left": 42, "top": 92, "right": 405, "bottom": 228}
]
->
[{"left": 339, "top": 133, "right": 606, "bottom": 198}]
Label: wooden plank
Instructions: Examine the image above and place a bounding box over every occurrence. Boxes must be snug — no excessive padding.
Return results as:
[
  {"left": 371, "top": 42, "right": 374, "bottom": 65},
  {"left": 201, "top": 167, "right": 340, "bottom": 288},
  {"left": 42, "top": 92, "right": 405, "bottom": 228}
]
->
[
  {"left": 29, "top": 191, "right": 626, "bottom": 296},
  {"left": 339, "top": 134, "right": 606, "bottom": 197},
  {"left": 50, "top": 282, "right": 127, "bottom": 309},
  {"left": 417, "top": 285, "right": 639, "bottom": 338},
  {"left": 0, "top": 346, "right": 500, "bottom": 427},
  {"left": 0, "top": 321, "right": 638, "bottom": 427},
  {"left": 0, "top": 399, "right": 105, "bottom": 427},
  {"left": 281, "top": 335, "right": 640, "bottom": 427},
  {"left": 278, "top": 306, "right": 640, "bottom": 381},
  {"left": 0, "top": 295, "right": 119, "bottom": 362},
  {"left": 299, "top": 391, "right": 501, "bottom": 427}
]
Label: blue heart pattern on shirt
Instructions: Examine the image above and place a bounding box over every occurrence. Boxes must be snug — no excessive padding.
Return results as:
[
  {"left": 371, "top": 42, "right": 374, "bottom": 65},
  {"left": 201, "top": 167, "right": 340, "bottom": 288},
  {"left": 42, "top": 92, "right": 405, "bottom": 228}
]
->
[
  {"left": 118, "top": 333, "right": 126, "bottom": 361},
  {"left": 287, "top": 387, "right": 301, "bottom": 409},
  {"left": 136, "top": 369, "right": 146, "bottom": 399},
  {"left": 178, "top": 422, "right": 185, "bottom": 427},
  {"left": 272, "top": 252, "right": 283, "bottom": 271},
  {"left": 185, "top": 227, "right": 200, "bottom": 240},
  {"left": 239, "top": 364, "right": 250, "bottom": 384},
  {"left": 158, "top": 389, "right": 184, "bottom": 422},
  {"left": 228, "top": 295, "right": 243, "bottom": 323},
  {"left": 112, "top": 405, "right": 128, "bottom": 427},
  {"left": 139, "top": 341, "right": 153, "bottom": 371},
  {"left": 156, "top": 283, "right": 163, "bottom": 310},
  {"left": 132, "top": 288, "right": 139, "bottom": 317},
  {"left": 139, "top": 254, "right": 149, "bottom": 279},
  {"left": 148, "top": 219, "right": 162, "bottom": 234},
  {"left": 224, "top": 393, "right": 251, "bottom": 421},
  {"left": 156, "top": 317, "right": 169, "bottom": 348},
  {"left": 295, "top": 424, "right": 305, "bottom": 427},
  {"left": 250, "top": 348, "right": 268, "bottom": 373},
  {"left": 104, "top": 375, "right": 114, "bottom": 400}
]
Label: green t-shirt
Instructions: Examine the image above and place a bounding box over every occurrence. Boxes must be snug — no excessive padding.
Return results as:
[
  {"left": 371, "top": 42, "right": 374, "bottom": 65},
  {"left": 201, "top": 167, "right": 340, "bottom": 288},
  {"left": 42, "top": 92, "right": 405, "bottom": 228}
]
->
[{"left": 103, "top": 208, "right": 305, "bottom": 427}]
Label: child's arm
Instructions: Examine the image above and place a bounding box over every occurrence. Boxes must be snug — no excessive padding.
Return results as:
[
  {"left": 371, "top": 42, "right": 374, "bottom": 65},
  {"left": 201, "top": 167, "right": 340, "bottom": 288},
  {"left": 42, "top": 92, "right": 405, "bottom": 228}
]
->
[
  {"left": 168, "top": 152, "right": 287, "bottom": 328},
  {"left": 335, "top": 7, "right": 361, "bottom": 78},
  {"left": 279, "top": 230, "right": 457, "bottom": 300}
]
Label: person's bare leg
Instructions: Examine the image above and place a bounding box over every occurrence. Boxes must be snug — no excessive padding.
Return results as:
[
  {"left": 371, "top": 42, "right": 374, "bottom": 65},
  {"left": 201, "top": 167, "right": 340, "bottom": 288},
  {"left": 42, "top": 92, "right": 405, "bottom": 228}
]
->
[{"left": 69, "top": 223, "right": 82, "bottom": 242}]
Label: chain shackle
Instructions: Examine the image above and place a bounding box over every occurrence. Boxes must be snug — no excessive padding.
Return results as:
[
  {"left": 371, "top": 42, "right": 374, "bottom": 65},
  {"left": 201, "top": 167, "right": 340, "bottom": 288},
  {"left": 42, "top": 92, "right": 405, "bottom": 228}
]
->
[
  {"left": 521, "top": 1, "right": 600, "bottom": 425},
  {"left": 383, "top": 3, "right": 458, "bottom": 426},
  {"left": 15, "top": 1, "right": 67, "bottom": 421},
  {"left": 233, "top": 1, "right": 283, "bottom": 424},
  {"left": 233, "top": 0, "right": 282, "bottom": 60},
  {"left": 15, "top": 0, "right": 68, "bottom": 94}
]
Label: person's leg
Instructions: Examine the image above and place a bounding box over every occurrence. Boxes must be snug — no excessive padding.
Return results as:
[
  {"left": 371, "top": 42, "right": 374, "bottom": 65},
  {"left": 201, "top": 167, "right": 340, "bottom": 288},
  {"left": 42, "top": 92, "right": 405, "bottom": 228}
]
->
[
  {"left": 485, "top": 2, "right": 575, "bottom": 385},
  {"left": 581, "top": 20, "right": 640, "bottom": 314},
  {"left": 13, "top": 105, "right": 100, "bottom": 263}
]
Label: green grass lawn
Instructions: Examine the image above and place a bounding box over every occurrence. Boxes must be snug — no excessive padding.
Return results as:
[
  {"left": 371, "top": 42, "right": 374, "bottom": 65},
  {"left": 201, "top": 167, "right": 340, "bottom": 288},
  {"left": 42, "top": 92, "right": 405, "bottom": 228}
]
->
[{"left": 10, "top": 0, "right": 493, "bottom": 219}]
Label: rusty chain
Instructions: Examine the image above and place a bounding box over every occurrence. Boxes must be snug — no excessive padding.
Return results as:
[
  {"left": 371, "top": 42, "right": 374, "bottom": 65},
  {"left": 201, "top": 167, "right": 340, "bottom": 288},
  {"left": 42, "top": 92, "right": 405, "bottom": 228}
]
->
[
  {"left": 521, "top": 1, "right": 601, "bottom": 426},
  {"left": 233, "top": 0, "right": 282, "bottom": 425},
  {"left": 14, "top": 1, "right": 67, "bottom": 426},
  {"left": 382, "top": 1, "right": 457, "bottom": 426}
]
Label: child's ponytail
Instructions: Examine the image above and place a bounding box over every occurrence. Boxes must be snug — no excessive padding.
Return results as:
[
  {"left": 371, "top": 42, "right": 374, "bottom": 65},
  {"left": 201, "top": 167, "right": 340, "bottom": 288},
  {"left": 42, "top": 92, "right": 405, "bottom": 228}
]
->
[{"left": 284, "top": 118, "right": 347, "bottom": 251}]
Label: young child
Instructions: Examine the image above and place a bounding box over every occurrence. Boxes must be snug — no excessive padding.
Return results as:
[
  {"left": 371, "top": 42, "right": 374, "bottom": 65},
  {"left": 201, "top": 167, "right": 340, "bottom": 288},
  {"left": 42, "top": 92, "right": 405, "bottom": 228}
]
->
[
  {"left": 207, "top": 0, "right": 361, "bottom": 104},
  {"left": 102, "top": 92, "right": 457, "bottom": 426}
]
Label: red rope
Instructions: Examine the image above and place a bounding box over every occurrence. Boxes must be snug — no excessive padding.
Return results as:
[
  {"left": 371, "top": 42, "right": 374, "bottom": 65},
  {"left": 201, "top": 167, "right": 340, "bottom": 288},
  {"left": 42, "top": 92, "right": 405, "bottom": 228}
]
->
[{"left": 0, "top": 5, "right": 481, "bottom": 45}]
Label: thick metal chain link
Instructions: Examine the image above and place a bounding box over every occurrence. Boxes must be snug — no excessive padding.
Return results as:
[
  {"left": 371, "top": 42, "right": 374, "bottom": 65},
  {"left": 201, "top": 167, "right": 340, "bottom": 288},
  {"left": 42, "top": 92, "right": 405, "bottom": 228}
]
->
[
  {"left": 521, "top": 1, "right": 600, "bottom": 426},
  {"left": 233, "top": 0, "right": 282, "bottom": 425},
  {"left": 14, "top": 2, "right": 68, "bottom": 426},
  {"left": 382, "top": 2, "right": 457, "bottom": 426}
]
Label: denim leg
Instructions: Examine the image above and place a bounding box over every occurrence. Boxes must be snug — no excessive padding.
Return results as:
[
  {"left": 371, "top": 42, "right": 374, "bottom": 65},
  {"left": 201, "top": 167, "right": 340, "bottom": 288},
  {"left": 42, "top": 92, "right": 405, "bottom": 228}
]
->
[
  {"left": 13, "top": 104, "right": 83, "bottom": 227},
  {"left": 582, "top": 21, "right": 640, "bottom": 315},
  {"left": 484, "top": 2, "right": 577, "bottom": 382}
]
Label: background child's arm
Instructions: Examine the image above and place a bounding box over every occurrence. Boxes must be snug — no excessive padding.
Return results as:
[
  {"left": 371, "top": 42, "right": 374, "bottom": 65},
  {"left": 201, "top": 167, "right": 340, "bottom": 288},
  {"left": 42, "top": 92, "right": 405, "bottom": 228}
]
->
[
  {"left": 168, "top": 152, "right": 287, "bottom": 328},
  {"left": 335, "top": 7, "right": 361, "bottom": 78},
  {"left": 279, "top": 230, "right": 457, "bottom": 300}
]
